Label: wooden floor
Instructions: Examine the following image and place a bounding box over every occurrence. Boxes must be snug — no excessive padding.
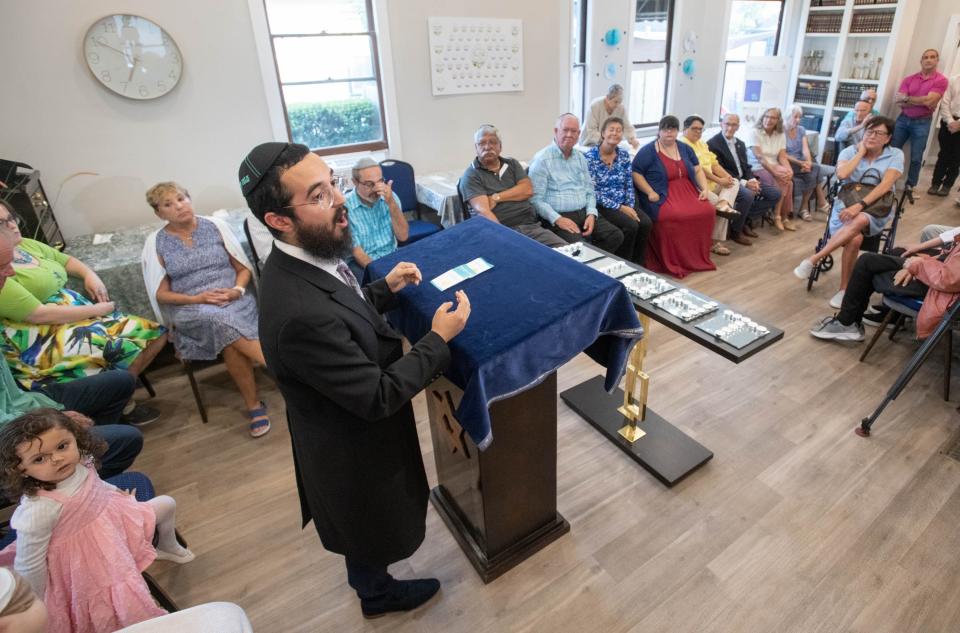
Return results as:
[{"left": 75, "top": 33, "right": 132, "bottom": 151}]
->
[{"left": 139, "top": 172, "right": 960, "bottom": 632}]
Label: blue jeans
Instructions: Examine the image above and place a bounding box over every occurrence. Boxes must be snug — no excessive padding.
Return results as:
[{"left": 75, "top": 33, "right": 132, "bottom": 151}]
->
[{"left": 891, "top": 113, "right": 932, "bottom": 187}]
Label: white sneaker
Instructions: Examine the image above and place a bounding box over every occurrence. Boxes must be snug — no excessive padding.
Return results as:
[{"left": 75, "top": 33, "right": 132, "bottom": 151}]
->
[
  {"left": 829, "top": 290, "right": 845, "bottom": 309},
  {"left": 810, "top": 316, "right": 865, "bottom": 342},
  {"left": 793, "top": 259, "right": 814, "bottom": 279}
]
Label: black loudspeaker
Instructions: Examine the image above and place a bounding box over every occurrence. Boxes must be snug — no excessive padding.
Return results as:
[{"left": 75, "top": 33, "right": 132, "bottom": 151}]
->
[{"left": 0, "top": 160, "right": 66, "bottom": 250}]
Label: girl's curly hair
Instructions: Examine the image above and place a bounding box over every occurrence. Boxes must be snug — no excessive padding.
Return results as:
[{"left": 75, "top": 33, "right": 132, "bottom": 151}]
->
[{"left": 0, "top": 409, "right": 106, "bottom": 497}]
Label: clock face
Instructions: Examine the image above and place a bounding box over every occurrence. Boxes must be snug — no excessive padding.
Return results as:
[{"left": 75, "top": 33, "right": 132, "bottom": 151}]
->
[{"left": 83, "top": 15, "right": 183, "bottom": 100}]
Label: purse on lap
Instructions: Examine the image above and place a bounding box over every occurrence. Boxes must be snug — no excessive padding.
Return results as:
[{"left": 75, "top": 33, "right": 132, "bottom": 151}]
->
[{"left": 837, "top": 167, "right": 894, "bottom": 218}]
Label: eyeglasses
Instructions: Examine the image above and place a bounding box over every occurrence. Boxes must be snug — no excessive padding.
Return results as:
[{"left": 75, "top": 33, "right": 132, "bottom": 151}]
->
[
  {"left": 864, "top": 129, "right": 890, "bottom": 138},
  {"left": 358, "top": 177, "right": 385, "bottom": 189},
  {"left": 689, "top": 126, "right": 704, "bottom": 132},
  {"left": 0, "top": 215, "right": 21, "bottom": 228},
  {"left": 282, "top": 175, "right": 345, "bottom": 211}
]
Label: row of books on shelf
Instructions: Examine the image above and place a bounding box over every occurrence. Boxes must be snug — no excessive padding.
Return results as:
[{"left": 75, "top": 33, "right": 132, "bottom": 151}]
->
[
  {"left": 850, "top": 11, "right": 894, "bottom": 32},
  {"left": 806, "top": 13, "right": 843, "bottom": 32},
  {"left": 795, "top": 80, "right": 830, "bottom": 105},
  {"left": 834, "top": 83, "right": 866, "bottom": 108},
  {"left": 810, "top": 0, "right": 897, "bottom": 7}
]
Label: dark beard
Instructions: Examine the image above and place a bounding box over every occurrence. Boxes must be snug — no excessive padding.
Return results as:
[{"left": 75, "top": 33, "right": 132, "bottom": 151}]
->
[{"left": 294, "top": 205, "right": 353, "bottom": 260}]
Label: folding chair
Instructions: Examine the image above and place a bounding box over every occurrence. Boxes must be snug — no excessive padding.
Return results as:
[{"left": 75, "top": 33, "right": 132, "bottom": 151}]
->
[
  {"left": 379, "top": 159, "right": 442, "bottom": 244},
  {"left": 856, "top": 299, "right": 960, "bottom": 437},
  {"left": 806, "top": 184, "right": 912, "bottom": 291},
  {"left": 0, "top": 471, "right": 183, "bottom": 612}
]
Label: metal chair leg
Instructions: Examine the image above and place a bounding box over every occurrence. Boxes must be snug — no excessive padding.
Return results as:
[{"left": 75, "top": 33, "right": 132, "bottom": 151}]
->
[
  {"left": 888, "top": 313, "right": 907, "bottom": 341},
  {"left": 183, "top": 362, "right": 208, "bottom": 424},
  {"left": 946, "top": 329, "right": 953, "bottom": 402},
  {"left": 860, "top": 310, "right": 895, "bottom": 362}
]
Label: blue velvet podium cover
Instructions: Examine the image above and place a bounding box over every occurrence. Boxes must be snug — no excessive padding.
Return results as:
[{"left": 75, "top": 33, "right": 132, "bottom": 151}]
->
[{"left": 367, "top": 219, "right": 643, "bottom": 450}]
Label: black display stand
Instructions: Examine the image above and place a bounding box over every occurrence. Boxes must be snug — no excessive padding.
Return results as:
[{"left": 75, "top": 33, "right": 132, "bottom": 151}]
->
[{"left": 560, "top": 376, "right": 713, "bottom": 486}]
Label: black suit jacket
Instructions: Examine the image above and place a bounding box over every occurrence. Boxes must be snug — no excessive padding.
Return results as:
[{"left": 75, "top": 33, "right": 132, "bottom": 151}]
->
[
  {"left": 257, "top": 247, "right": 450, "bottom": 566},
  {"left": 707, "top": 132, "right": 755, "bottom": 181}
]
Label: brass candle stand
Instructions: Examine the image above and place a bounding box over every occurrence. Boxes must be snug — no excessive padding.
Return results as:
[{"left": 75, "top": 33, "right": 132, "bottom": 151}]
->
[{"left": 617, "top": 314, "right": 650, "bottom": 442}]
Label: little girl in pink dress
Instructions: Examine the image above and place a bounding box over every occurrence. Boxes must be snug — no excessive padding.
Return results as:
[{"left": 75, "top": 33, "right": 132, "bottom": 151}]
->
[{"left": 0, "top": 408, "right": 194, "bottom": 633}]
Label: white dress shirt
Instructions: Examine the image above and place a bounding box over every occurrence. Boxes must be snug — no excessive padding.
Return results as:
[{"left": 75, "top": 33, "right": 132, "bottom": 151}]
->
[{"left": 940, "top": 74, "right": 960, "bottom": 126}]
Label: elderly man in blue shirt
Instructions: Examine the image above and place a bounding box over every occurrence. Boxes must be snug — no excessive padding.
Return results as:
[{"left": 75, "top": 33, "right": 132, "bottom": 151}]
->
[
  {"left": 345, "top": 157, "right": 409, "bottom": 279},
  {"left": 528, "top": 113, "right": 624, "bottom": 254}
]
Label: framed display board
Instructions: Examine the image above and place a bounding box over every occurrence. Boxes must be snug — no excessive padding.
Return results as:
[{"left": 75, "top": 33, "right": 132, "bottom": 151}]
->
[{"left": 427, "top": 17, "right": 523, "bottom": 96}]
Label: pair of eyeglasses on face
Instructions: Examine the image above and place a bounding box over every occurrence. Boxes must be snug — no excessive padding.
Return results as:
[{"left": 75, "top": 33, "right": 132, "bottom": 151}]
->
[
  {"left": 864, "top": 129, "right": 890, "bottom": 138},
  {"left": 0, "top": 215, "right": 22, "bottom": 228},
  {"left": 358, "top": 177, "right": 386, "bottom": 189},
  {"left": 282, "top": 174, "right": 346, "bottom": 211}
]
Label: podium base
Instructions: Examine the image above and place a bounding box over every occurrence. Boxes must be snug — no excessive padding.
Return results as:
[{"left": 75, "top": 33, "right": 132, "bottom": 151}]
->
[
  {"left": 430, "top": 486, "right": 569, "bottom": 584},
  {"left": 561, "top": 376, "right": 713, "bottom": 486}
]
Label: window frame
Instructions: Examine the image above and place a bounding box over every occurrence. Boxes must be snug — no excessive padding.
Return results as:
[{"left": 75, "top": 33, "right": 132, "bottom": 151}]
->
[
  {"left": 718, "top": 0, "right": 786, "bottom": 122},
  {"left": 631, "top": 0, "right": 676, "bottom": 129},
  {"left": 263, "top": 0, "right": 389, "bottom": 156}
]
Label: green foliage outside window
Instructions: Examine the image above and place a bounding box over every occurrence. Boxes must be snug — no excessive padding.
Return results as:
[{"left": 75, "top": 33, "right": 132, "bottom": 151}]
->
[{"left": 287, "top": 99, "right": 383, "bottom": 150}]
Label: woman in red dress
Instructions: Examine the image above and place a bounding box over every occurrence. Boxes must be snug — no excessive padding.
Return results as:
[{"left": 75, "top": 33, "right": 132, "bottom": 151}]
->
[{"left": 631, "top": 115, "right": 716, "bottom": 278}]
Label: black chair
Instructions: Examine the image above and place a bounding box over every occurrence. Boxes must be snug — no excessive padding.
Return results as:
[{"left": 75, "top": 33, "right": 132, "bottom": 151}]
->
[
  {"left": 857, "top": 299, "right": 960, "bottom": 437},
  {"left": 859, "top": 295, "right": 923, "bottom": 363},
  {"left": 379, "top": 159, "right": 442, "bottom": 244}
]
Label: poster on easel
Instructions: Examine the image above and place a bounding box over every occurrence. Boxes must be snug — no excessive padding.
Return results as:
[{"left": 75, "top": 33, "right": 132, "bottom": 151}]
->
[{"left": 741, "top": 56, "right": 791, "bottom": 128}]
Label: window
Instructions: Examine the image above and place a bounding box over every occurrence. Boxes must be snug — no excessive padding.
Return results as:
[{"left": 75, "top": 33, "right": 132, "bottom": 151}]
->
[
  {"left": 569, "top": 0, "right": 588, "bottom": 122},
  {"left": 630, "top": 0, "right": 675, "bottom": 127},
  {"left": 719, "top": 0, "right": 785, "bottom": 120},
  {"left": 263, "top": 0, "right": 387, "bottom": 155}
]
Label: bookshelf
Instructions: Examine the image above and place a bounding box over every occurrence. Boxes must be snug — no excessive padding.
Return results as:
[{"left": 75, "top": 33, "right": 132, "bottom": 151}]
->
[{"left": 789, "top": 0, "right": 922, "bottom": 162}]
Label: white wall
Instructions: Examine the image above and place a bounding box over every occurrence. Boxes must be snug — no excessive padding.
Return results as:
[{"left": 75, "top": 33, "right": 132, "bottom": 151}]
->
[
  {"left": 0, "top": 1, "right": 274, "bottom": 238},
  {"left": 381, "top": 1, "right": 570, "bottom": 173}
]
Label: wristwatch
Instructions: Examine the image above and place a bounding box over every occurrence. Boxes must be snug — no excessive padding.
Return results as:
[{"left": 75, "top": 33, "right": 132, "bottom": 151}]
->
[{"left": 492, "top": 193, "right": 501, "bottom": 202}]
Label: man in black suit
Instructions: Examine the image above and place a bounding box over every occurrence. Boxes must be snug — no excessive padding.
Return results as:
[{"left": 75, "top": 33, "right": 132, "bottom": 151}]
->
[
  {"left": 707, "top": 113, "right": 781, "bottom": 243},
  {"left": 238, "top": 142, "right": 470, "bottom": 619}
]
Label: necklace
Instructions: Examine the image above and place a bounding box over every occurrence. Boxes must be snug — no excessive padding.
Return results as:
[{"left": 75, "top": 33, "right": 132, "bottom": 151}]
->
[{"left": 12, "top": 248, "right": 33, "bottom": 265}]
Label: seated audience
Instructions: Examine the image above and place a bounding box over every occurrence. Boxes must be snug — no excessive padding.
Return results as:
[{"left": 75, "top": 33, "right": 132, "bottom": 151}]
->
[
  {"left": 142, "top": 183, "right": 270, "bottom": 438},
  {"left": 0, "top": 230, "right": 142, "bottom": 478},
  {"left": 679, "top": 114, "right": 738, "bottom": 255},
  {"left": 529, "top": 114, "right": 624, "bottom": 254},
  {"left": 584, "top": 117, "right": 652, "bottom": 264},
  {"left": 345, "top": 157, "right": 408, "bottom": 279},
  {"left": 784, "top": 104, "right": 835, "bottom": 220},
  {"left": 707, "top": 113, "right": 781, "bottom": 245},
  {"left": 748, "top": 107, "right": 795, "bottom": 232},
  {"left": 810, "top": 227, "right": 960, "bottom": 341},
  {"left": 0, "top": 409, "right": 195, "bottom": 632},
  {"left": 459, "top": 124, "right": 567, "bottom": 248},
  {"left": 836, "top": 100, "right": 874, "bottom": 150},
  {"left": 580, "top": 84, "right": 640, "bottom": 149},
  {"left": 632, "top": 115, "right": 716, "bottom": 278},
  {"left": 0, "top": 202, "right": 166, "bottom": 414},
  {"left": 928, "top": 72, "right": 960, "bottom": 196},
  {"left": 793, "top": 116, "right": 904, "bottom": 309}
]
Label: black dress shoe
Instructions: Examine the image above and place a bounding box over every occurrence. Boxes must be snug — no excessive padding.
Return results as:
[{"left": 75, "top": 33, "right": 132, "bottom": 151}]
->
[
  {"left": 927, "top": 185, "right": 942, "bottom": 196},
  {"left": 936, "top": 185, "right": 950, "bottom": 197},
  {"left": 361, "top": 578, "right": 441, "bottom": 619}
]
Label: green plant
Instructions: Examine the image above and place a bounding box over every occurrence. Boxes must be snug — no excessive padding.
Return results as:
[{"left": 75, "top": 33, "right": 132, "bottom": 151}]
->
[{"left": 287, "top": 99, "right": 383, "bottom": 149}]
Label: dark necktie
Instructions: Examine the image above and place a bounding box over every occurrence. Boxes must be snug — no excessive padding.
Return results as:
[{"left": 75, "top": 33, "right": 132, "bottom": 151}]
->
[{"left": 336, "top": 261, "right": 365, "bottom": 300}]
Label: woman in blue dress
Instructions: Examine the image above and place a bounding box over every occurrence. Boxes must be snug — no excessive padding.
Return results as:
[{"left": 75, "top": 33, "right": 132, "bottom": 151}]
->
[
  {"left": 143, "top": 182, "right": 270, "bottom": 437},
  {"left": 792, "top": 117, "right": 904, "bottom": 308}
]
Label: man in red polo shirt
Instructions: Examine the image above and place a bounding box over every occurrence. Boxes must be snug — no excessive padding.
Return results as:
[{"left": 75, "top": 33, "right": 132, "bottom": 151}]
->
[{"left": 892, "top": 48, "right": 948, "bottom": 190}]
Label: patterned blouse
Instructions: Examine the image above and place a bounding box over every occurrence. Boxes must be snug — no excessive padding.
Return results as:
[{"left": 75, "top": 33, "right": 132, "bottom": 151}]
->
[{"left": 584, "top": 145, "right": 636, "bottom": 210}]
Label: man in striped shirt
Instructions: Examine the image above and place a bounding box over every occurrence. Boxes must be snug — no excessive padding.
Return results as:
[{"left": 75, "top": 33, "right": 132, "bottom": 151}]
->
[{"left": 345, "top": 157, "right": 409, "bottom": 279}]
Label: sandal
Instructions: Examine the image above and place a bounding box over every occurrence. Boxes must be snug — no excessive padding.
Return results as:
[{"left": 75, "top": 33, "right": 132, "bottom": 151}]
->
[
  {"left": 782, "top": 218, "right": 797, "bottom": 231},
  {"left": 817, "top": 203, "right": 831, "bottom": 214},
  {"left": 247, "top": 401, "right": 271, "bottom": 438},
  {"left": 799, "top": 209, "right": 812, "bottom": 221},
  {"left": 773, "top": 216, "right": 785, "bottom": 232},
  {"left": 711, "top": 243, "right": 731, "bottom": 256}
]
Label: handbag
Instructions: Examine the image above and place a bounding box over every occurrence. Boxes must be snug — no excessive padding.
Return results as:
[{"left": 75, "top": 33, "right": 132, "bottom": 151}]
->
[{"left": 837, "top": 167, "right": 894, "bottom": 218}]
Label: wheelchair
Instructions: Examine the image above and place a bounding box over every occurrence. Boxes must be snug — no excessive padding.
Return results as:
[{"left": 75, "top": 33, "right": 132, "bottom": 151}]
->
[{"left": 805, "top": 182, "right": 913, "bottom": 292}]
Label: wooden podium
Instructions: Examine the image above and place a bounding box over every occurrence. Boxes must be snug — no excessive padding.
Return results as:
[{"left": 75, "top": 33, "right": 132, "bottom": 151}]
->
[{"left": 425, "top": 373, "right": 569, "bottom": 583}]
